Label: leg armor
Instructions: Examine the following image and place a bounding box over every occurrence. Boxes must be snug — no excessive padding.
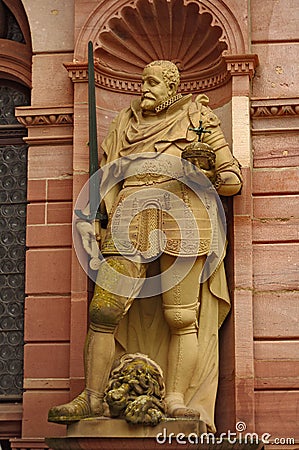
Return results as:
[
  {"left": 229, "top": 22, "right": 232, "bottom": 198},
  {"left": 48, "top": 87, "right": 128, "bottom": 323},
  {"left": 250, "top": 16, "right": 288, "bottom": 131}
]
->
[
  {"left": 89, "top": 285, "right": 126, "bottom": 333},
  {"left": 163, "top": 300, "right": 199, "bottom": 335},
  {"left": 89, "top": 256, "right": 146, "bottom": 333}
]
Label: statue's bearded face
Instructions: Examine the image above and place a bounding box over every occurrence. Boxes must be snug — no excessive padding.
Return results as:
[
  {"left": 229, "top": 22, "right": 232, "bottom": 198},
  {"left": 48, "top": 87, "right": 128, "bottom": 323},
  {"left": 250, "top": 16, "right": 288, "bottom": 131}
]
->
[{"left": 141, "top": 66, "right": 174, "bottom": 111}]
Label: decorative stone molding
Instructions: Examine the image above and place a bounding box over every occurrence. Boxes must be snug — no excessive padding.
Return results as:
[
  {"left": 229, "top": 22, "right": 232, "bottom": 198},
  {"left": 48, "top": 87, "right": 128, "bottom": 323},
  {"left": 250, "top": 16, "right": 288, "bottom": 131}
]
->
[
  {"left": 0, "top": 124, "right": 27, "bottom": 139},
  {"left": 2, "top": 0, "right": 32, "bottom": 46},
  {"left": 0, "top": 403, "right": 22, "bottom": 438},
  {"left": 15, "top": 106, "right": 74, "bottom": 145},
  {"left": 0, "top": 0, "right": 32, "bottom": 87},
  {"left": 0, "top": 39, "right": 31, "bottom": 87},
  {"left": 16, "top": 107, "right": 74, "bottom": 127},
  {"left": 93, "top": 0, "right": 228, "bottom": 90},
  {"left": 23, "top": 378, "right": 70, "bottom": 390},
  {"left": 10, "top": 438, "right": 48, "bottom": 450},
  {"left": 65, "top": 60, "right": 230, "bottom": 94},
  {"left": 64, "top": 62, "right": 88, "bottom": 83},
  {"left": 251, "top": 103, "right": 299, "bottom": 118},
  {"left": 250, "top": 99, "right": 299, "bottom": 134},
  {"left": 225, "top": 54, "right": 259, "bottom": 79}
]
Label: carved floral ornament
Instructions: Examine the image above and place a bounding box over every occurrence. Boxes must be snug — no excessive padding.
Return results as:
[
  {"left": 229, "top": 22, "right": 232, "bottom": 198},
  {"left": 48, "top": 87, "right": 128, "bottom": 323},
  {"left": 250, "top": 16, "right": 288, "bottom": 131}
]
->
[{"left": 65, "top": 0, "right": 259, "bottom": 94}]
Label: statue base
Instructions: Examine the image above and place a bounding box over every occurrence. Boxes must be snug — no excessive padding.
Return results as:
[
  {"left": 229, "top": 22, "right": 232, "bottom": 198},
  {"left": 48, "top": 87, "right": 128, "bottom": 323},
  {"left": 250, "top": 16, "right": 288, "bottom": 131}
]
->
[
  {"left": 45, "top": 418, "right": 263, "bottom": 450},
  {"left": 46, "top": 417, "right": 206, "bottom": 449}
]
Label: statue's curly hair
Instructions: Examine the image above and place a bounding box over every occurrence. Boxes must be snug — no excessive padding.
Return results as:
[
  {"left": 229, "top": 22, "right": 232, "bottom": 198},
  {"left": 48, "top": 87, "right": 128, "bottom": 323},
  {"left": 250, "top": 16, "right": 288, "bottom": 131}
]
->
[{"left": 144, "top": 60, "right": 180, "bottom": 92}]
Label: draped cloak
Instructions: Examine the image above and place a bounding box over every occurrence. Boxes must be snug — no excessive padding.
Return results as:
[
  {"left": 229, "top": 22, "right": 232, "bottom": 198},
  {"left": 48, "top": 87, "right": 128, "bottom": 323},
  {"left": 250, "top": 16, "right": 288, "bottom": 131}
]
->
[{"left": 98, "top": 94, "right": 241, "bottom": 432}]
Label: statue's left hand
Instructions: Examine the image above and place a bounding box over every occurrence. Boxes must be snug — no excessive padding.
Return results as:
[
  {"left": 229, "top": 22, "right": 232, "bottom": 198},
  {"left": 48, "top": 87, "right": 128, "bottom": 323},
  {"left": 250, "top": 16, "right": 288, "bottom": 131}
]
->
[{"left": 182, "top": 159, "right": 215, "bottom": 187}]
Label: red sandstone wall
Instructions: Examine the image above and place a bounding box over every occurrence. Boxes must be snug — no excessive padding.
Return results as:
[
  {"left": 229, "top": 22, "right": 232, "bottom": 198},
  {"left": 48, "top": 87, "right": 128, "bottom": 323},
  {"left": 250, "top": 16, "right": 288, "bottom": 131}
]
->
[
  {"left": 24, "top": 175, "right": 73, "bottom": 438},
  {"left": 251, "top": 0, "right": 299, "bottom": 441},
  {"left": 15, "top": 1, "right": 77, "bottom": 439}
]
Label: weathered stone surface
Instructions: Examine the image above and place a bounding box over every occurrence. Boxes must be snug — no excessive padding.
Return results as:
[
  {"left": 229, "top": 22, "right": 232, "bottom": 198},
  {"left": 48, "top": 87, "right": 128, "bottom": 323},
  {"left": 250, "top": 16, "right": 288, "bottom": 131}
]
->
[
  {"left": 22, "top": 391, "right": 68, "bottom": 438},
  {"left": 253, "top": 291, "right": 299, "bottom": 339},
  {"left": 22, "top": 0, "right": 75, "bottom": 52},
  {"left": 28, "top": 146, "right": 73, "bottom": 179},
  {"left": 24, "top": 296, "right": 71, "bottom": 341},
  {"left": 255, "top": 391, "right": 299, "bottom": 439},
  {"left": 251, "top": 0, "right": 299, "bottom": 42},
  {"left": 253, "top": 195, "right": 299, "bottom": 219},
  {"left": 24, "top": 343, "right": 70, "bottom": 378},
  {"left": 252, "top": 168, "right": 299, "bottom": 195},
  {"left": 26, "top": 249, "right": 72, "bottom": 294},
  {"left": 253, "top": 218, "right": 299, "bottom": 243},
  {"left": 27, "top": 224, "right": 72, "bottom": 247},
  {"left": 252, "top": 43, "right": 299, "bottom": 98},
  {"left": 252, "top": 131, "right": 298, "bottom": 168},
  {"left": 31, "top": 53, "right": 73, "bottom": 106},
  {"left": 254, "top": 341, "right": 299, "bottom": 389},
  {"left": 253, "top": 243, "right": 298, "bottom": 290}
]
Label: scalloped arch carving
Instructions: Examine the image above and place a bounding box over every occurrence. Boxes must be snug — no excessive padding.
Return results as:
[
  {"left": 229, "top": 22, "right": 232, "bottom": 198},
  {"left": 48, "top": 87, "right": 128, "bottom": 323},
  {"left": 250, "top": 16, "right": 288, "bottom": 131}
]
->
[{"left": 74, "top": 0, "right": 246, "bottom": 94}]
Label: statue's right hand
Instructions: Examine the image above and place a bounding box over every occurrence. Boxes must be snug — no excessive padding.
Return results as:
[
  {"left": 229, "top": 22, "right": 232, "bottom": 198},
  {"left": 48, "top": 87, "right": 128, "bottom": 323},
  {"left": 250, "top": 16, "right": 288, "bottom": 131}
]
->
[{"left": 76, "top": 221, "right": 100, "bottom": 259}]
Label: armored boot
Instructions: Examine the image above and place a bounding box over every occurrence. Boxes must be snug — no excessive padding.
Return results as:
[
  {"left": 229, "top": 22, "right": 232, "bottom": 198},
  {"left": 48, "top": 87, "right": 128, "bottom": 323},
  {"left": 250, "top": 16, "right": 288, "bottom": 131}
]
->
[
  {"left": 48, "top": 329, "right": 115, "bottom": 423},
  {"left": 165, "top": 331, "right": 200, "bottom": 419},
  {"left": 47, "top": 388, "right": 104, "bottom": 424},
  {"left": 48, "top": 256, "right": 146, "bottom": 424}
]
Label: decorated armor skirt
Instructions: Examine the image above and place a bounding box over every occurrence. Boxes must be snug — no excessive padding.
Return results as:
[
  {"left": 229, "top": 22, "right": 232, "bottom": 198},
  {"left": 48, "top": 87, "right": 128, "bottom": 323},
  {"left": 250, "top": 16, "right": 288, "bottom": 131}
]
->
[{"left": 101, "top": 177, "right": 212, "bottom": 259}]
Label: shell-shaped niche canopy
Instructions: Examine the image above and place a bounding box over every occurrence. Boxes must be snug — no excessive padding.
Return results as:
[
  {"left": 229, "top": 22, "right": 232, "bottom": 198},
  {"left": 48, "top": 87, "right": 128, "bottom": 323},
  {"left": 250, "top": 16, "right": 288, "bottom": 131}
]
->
[{"left": 94, "top": 0, "right": 229, "bottom": 93}]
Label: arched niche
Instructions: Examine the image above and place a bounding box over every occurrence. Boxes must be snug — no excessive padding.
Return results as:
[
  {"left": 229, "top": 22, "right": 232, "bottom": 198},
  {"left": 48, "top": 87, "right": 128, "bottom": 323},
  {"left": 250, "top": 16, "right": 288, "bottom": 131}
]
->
[
  {"left": 68, "top": 0, "right": 249, "bottom": 145},
  {"left": 0, "top": 0, "right": 32, "bottom": 87},
  {"left": 72, "top": 0, "right": 246, "bottom": 99},
  {"left": 75, "top": 0, "right": 246, "bottom": 60}
]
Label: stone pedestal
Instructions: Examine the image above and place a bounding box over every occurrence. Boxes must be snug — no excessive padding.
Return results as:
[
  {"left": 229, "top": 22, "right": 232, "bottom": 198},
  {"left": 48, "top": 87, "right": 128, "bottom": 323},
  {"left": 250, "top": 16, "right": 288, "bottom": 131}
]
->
[
  {"left": 46, "top": 418, "right": 263, "bottom": 450},
  {"left": 46, "top": 417, "right": 206, "bottom": 449}
]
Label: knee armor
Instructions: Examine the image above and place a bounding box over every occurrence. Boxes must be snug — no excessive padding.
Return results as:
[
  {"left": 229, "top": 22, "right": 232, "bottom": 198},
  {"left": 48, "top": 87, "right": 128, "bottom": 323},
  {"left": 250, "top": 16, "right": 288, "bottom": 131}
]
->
[
  {"left": 89, "top": 256, "right": 142, "bottom": 332},
  {"left": 163, "top": 301, "right": 199, "bottom": 335},
  {"left": 89, "top": 285, "right": 125, "bottom": 332}
]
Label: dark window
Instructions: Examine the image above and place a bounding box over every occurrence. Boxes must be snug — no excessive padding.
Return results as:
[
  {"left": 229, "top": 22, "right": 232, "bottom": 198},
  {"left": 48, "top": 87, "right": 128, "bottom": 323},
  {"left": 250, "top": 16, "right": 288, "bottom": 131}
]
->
[
  {"left": 0, "top": 81, "right": 29, "bottom": 400},
  {"left": 0, "top": 0, "right": 25, "bottom": 43}
]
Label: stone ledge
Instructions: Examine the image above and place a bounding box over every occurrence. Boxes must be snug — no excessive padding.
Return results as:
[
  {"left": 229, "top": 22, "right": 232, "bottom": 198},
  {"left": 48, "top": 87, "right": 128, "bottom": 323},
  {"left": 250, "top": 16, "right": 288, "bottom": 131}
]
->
[
  {"left": 66, "top": 417, "right": 207, "bottom": 438},
  {"left": 46, "top": 437, "right": 263, "bottom": 450},
  {"left": 0, "top": 403, "right": 22, "bottom": 438},
  {"left": 46, "top": 418, "right": 264, "bottom": 450}
]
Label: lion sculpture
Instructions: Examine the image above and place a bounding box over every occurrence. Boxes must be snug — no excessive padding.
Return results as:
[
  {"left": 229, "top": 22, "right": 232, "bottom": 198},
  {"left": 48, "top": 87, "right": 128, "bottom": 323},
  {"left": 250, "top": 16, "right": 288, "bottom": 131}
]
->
[{"left": 104, "top": 353, "right": 166, "bottom": 426}]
